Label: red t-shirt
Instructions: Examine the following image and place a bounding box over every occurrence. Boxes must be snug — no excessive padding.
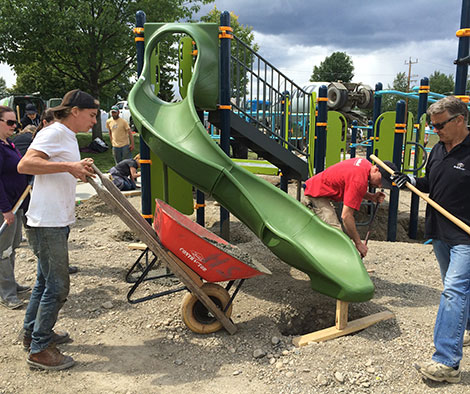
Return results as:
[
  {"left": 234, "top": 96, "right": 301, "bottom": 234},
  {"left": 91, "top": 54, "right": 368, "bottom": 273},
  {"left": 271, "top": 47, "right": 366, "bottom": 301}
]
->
[{"left": 304, "top": 158, "right": 371, "bottom": 211}]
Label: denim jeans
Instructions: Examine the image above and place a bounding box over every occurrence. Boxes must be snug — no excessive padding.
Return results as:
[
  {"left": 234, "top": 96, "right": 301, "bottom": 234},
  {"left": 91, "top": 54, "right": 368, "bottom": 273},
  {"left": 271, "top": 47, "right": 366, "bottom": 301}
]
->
[
  {"left": 0, "top": 210, "right": 23, "bottom": 303},
  {"left": 431, "top": 240, "right": 470, "bottom": 368},
  {"left": 112, "top": 144, "right": 131, "bottom": 164},
  {"left": 23, "top": 227, "right": 70, "bottom": 354}
]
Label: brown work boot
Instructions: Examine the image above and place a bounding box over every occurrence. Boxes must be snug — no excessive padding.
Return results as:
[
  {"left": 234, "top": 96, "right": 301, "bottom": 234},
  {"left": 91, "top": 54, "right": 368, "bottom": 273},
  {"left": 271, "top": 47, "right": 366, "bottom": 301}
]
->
[
  {"left": 27, "top": 345, "right": 75, "bottom": 370},
  {"left": 22, "top": 330, "right": 72, "bottom": 351}
]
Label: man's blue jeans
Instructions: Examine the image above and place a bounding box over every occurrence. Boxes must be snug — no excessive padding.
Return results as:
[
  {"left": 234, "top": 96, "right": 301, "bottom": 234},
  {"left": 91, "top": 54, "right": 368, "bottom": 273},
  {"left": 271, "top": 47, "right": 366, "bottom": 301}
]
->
[
  {"left": 23, "top": 227, "right": 70, "bottom": 354},
  {"left": 432, "top": 240, "right": 470, "bottom": 368},
  {"left": 112, "top": 145, "right": 131, "bottom": 164}
]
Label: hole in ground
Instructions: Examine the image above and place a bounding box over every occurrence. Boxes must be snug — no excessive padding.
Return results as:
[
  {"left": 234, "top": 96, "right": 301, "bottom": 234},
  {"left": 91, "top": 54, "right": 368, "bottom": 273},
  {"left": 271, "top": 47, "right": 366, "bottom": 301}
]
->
[{"left": 277, "top": 305, "right": 368, "bottom": 336}]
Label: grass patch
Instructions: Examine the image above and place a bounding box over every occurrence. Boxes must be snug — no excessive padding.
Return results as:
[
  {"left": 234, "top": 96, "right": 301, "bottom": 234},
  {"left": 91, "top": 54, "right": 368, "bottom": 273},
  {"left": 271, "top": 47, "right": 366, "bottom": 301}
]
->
[{"left": 76, "top": 132, "right": 140, "bottom": 173}]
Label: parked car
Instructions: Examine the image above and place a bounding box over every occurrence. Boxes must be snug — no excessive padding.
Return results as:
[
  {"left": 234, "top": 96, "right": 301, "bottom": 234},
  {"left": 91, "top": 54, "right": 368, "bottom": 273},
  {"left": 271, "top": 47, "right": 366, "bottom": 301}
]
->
[{"left": 0, "top": 95, "right": 45, "bottom": 122}]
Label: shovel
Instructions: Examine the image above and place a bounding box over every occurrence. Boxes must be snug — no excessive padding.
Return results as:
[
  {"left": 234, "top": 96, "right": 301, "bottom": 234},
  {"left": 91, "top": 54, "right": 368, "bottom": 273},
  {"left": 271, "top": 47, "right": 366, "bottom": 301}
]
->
[{"left": 370, "top": 154, "right": 470, "bottom": 236}]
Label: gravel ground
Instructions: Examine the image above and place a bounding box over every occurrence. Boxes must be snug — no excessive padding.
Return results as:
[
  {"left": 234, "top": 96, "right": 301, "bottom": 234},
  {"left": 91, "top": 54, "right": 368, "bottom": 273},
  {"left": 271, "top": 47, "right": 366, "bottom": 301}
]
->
[{"left": 1, "top": 185, "right": 469, "bottom": 393}]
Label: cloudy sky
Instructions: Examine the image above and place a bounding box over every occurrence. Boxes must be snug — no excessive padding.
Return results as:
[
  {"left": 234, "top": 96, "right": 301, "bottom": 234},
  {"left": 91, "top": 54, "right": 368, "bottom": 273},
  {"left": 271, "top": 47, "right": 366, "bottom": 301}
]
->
[
  {"left": 196, "top": 0, "right": 464, "bottom": 90},
  {"left": 1, "top": 1, "right": 464, "bottom": 90}
]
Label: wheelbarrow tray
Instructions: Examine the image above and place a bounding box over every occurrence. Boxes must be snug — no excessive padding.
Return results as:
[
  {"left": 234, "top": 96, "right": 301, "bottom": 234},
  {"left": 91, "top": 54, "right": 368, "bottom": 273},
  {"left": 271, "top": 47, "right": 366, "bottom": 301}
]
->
[{"left": 153, "top": 199, "right": 268, "bottom": 282}]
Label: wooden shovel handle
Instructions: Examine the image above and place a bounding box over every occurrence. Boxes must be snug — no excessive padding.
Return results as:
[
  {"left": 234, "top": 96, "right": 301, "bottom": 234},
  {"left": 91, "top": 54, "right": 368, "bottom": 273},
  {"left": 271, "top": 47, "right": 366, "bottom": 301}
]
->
[{"left": 370, "top": 154, "right": 470, "bottom": 236}]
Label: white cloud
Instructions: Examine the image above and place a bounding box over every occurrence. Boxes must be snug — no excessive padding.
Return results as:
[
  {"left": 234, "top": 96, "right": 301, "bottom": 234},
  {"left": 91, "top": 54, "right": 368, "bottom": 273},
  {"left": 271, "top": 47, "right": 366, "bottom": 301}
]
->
[
  {"left": 0, "top": 63, "right": 16, "bottom": 88},
  {"left": 252, "top": 31, "right": 457, "bottom": 91}
]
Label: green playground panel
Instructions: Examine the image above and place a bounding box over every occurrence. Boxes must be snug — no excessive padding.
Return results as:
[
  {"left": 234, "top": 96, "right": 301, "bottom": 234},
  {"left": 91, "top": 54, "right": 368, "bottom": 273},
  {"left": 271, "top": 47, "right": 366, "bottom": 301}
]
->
[
  {"left": 372, "top": 112, "right": 397, "bottom": 162},
  {"left": 149, "top": 150, "right": 194, "bottom": 215},
  {"left": 325, "top": 111, "right": 348, "bottom": 168},
  {"left": 308, "top": 92, "right": 316, "bottom": 177},
  {"left": 403, "top": 112, "right": 418, "bottom": 174},
  {"left": 403, "top": 113, "right": 426, "bottom": 177},
  {"left": 232, "top": 159, "right": 279, "bottom": 175}
]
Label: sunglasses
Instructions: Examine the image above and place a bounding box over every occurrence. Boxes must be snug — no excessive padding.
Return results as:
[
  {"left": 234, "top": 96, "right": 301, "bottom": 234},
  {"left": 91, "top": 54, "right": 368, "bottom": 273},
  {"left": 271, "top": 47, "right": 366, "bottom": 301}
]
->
[
  {"left": 0, "top": 119, "right": 18, "bottom": 127},
  {"left": 429, "top": 114, "right": 460, "bottom": 130}
]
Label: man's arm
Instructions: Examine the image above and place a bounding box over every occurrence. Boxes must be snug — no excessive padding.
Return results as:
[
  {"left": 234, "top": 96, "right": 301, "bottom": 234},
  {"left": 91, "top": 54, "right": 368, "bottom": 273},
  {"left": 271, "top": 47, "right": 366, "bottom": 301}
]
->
[
  {"left": 107, "top": 123, "right": 113, "bottom": 146},
  {"left": 129, "top": 166, "right": 140, "bottom": 181},
  {"left": 127, "top": 127, "right": 134, "bottom": 151},
  {"left": 364, "top": 191, "right": 385, "bottom": 203},
  {"left": 341, "top": 204, "right": 368, "bottom": 257},
  {"left": 18, "top": 149, "right": 94, "bottom": 182}
]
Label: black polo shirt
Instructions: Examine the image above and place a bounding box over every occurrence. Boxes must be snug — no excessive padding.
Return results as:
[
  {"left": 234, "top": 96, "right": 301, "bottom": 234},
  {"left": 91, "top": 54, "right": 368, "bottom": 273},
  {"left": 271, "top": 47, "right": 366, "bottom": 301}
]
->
[{"left": 416, "top": 133, "right": 470, "bottom": 244}]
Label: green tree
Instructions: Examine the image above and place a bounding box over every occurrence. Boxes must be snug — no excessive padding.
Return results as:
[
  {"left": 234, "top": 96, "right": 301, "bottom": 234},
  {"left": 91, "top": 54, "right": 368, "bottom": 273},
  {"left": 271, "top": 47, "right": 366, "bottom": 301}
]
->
[
  {"left": 429, "top": 71, "right": 454, "bottom": 95},
  {"left": 201, "top": 7, "right": 258, "bottom": 101},
  {"left": 381, "top": 72, "right": 417, "bottom": 116},
  {"left": 0, "top": 76, "right": 6, "bottom": 98},
  {"left": 0, "top": 0, "right": 213, "bottom": 136},
  {"left": 310, "top": 52, "right": 354, "bottom": 83}
]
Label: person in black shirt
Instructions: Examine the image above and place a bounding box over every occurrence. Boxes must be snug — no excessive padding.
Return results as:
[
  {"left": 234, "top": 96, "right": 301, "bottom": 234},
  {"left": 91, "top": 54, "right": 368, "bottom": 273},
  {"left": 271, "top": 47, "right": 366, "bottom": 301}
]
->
[
  {"left": 109, "top": 154, "right": 140, "bottom": 191},
  {"left": 393, "top": 96, "right": 470, "bottom": 383},
  {"left": 20, "top": 104, "right": 40, "bottom": 128}
]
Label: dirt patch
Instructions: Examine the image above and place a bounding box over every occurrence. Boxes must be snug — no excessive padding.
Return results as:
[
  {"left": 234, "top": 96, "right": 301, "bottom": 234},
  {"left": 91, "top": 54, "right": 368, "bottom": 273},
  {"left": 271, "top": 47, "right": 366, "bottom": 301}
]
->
[{"left": 1, "top": 183, "right": 468, "bottom": 393}]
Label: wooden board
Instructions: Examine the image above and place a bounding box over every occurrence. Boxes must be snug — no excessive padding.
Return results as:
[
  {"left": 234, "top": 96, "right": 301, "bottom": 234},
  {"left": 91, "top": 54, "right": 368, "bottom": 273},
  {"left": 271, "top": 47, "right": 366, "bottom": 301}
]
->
[
  {"left": 87, "top": 166, "right": 237, "bottom": 335},
  {"left": 292, "top": 310, "right": 394, "bottom": 347}
]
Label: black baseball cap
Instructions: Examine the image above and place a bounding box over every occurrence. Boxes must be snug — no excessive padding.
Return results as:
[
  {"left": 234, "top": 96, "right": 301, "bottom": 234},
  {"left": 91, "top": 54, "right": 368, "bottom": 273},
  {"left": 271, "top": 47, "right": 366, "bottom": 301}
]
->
[
  {"left": 49, "top": 89, "right": 99, "bottom": 112},
  {"left": 25, "top": 103, "right": 38, "bottom": 114},
  {"left": 378, "top": 161, "right": 398, "bottom": 189}
]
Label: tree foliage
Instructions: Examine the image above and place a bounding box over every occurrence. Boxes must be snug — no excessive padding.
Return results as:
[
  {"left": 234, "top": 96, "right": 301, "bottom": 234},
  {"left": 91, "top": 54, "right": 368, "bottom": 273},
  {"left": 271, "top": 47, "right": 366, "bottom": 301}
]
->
[
  {"left": 0, "top": 0, "right": 213, "bottom": 104},
  {"left": 201, "top": 7, "right": 258, "bottom": 100},
  {"left": 381, "top": 72, "right": 417, "bottom": 116},
  {"left": 310, "top": 52, "right": 354, "bottom": 83},
  {"left": 429, "top": 71, "right": 454, "bottom": 95},
  {"left": 0, "top": 77, "right": 6, "bottom": 98}
]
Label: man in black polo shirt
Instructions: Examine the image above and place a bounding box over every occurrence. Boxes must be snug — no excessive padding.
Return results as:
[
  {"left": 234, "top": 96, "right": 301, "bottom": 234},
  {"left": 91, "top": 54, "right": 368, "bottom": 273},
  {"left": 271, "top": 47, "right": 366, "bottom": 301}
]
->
[{"left": 393, "top": 96, "right": 470, "bottom": 383}]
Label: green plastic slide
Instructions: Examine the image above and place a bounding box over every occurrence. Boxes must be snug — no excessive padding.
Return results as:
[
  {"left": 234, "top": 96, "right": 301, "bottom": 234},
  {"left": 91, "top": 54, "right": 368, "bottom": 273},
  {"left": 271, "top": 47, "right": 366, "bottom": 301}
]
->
[{"left": 128, "top": 23, "right": 374, "bottom": 302}]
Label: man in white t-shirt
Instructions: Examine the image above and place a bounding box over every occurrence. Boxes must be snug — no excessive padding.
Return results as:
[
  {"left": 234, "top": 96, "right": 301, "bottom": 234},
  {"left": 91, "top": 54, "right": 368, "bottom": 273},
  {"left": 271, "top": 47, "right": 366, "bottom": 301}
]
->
[{"left": 17, "top": 89, "right": 98, "bottom": 371}]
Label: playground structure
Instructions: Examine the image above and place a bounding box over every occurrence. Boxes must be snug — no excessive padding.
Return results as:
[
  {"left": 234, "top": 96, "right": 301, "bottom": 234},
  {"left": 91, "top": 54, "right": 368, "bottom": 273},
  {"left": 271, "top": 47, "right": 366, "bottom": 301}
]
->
[{"left": 86, "top": 4, "right": 470, "bottom": 342}]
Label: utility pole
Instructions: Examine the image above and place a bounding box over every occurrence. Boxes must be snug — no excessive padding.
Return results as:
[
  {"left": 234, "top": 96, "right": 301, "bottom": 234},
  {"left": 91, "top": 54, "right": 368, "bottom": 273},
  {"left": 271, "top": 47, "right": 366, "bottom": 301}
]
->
[{"left": 405, "top": 57, "right": 419, "bottom": 115}]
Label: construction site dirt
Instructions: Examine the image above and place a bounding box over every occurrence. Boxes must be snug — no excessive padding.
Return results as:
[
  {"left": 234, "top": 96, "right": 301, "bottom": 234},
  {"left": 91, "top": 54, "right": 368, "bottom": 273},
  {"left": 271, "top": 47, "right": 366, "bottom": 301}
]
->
[{"left": 1, "top": 184, "right": 469, "bottom": 394}]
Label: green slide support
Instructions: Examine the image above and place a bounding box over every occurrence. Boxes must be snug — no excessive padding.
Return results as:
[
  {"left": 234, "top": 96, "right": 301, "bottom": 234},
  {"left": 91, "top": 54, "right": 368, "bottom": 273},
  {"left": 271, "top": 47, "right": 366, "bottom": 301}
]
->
[
  {"left": 325, "top": 111, "right": 348, "bottom": 168},
  {"left": 128, "top": 23, "right": 374, "bottom": 302}
]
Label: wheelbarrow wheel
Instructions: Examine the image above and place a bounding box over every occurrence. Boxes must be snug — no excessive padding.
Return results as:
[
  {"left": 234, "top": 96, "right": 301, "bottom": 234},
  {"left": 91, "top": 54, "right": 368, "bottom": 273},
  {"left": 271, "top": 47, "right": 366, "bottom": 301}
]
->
[{"left": 181, "top": 283, "right": 233, "bottom": 334}]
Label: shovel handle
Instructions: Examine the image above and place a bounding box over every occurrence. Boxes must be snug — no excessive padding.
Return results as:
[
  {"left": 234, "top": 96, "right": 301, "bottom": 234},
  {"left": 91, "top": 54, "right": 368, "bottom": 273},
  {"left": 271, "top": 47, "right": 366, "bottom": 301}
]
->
[{"left": 370, "top": 154, "right": 470, "bottom": 236}]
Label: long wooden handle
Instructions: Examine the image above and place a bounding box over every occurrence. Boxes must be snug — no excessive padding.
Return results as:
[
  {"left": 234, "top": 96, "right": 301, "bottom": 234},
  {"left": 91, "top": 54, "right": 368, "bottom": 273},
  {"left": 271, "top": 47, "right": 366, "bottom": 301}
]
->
[{"left": 370, "top": 154, "right": 470, "bottom": 236}]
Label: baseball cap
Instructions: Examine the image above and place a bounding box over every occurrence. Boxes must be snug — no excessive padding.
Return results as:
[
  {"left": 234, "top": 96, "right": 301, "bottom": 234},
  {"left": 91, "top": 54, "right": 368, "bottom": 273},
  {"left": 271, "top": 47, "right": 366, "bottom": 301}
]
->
[
  {"left": 25, "top": 103, "right": 37, "bottom": 114},
  {"left": 378, "top": 161, "right": 398, "bottom": 189},
  {"left": 110, "top": 105, "right": 119, "bottom": 112},
  {"left": 49, "top": 89, "right": 99, "bottom": 112}
]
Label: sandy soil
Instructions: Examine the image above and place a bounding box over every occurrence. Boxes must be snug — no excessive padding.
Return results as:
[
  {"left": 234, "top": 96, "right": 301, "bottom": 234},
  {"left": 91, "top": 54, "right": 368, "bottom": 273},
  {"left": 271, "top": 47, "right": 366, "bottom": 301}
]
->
[{"left": 1, "top": 181, "right": 469, "bottom": 394}]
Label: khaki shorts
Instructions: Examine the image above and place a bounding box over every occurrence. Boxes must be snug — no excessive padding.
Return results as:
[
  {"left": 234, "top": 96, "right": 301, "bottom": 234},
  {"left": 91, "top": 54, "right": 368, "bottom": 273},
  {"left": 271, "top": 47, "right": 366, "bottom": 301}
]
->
[{"left": 303, "top": 196, "right": 342, "bottom": 231}]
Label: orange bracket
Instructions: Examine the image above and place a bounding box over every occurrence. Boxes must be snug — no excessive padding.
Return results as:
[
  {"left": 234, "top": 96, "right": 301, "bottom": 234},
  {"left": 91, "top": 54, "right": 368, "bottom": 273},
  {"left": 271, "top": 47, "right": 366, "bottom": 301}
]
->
[
  {"left": 219, "top": 26, "right": 233, "bottom": 39},
  {"left": 455, "top": 95, "right": 470, "bottom": 103},
  {"left": 133, "top": 27, "right": 144, "bottom": 34},
  {"left": 317, "top": 97, "right": 328, "bottom": 102},
  {"left": 217, "top": 104, "right": 232, "bottom": 110},
  {"left": 316, "top": 122, "right": 327, "bottom": 127},
  {"left": 139, "top": 159, "right": 152, "bottom": 165},
  {"left": 457, "top": 28, "right": 470, "bottom": 37},
  {"left": 194, "top": 203, "right": 206, "bottom": 209},
  {"left": 141, "top": 214, "right": 153, "bottom": 219}
]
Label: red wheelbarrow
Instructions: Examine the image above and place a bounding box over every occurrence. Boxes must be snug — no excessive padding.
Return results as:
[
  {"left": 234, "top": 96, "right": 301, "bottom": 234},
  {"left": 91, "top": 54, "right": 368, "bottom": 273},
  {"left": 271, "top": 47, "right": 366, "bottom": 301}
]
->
[
  {"left": 124, "top": 198, "right": 270, "bottom": 334},
  {"left": 152, "top": 199, "right": 270, "bottom": 334},
  {"left": 86, "top": 166, "right": 269, "bottom": 335}
]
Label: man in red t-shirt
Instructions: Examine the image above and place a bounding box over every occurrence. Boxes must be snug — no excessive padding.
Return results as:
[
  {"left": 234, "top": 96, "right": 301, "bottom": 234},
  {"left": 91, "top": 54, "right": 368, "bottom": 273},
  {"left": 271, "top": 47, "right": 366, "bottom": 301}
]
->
[{"left": 303, "top": 158, "right": 395, "bottom": 257}]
